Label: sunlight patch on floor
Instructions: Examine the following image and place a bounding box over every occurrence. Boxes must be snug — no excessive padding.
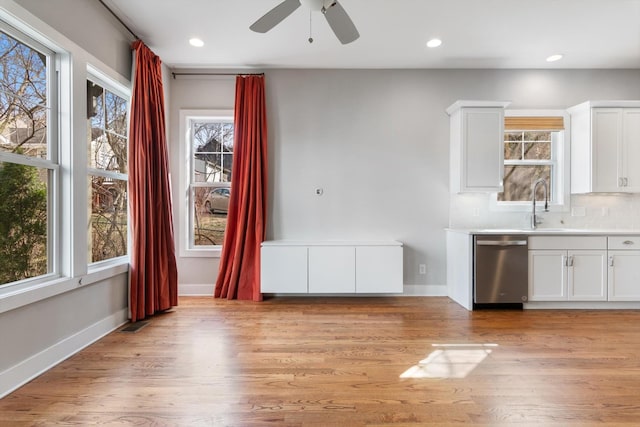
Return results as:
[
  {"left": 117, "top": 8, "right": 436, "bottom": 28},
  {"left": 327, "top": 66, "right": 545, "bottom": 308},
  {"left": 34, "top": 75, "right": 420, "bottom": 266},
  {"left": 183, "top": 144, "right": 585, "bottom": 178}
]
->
[{"left": 400, "top": 343, "right": 498, "bottom": 379}]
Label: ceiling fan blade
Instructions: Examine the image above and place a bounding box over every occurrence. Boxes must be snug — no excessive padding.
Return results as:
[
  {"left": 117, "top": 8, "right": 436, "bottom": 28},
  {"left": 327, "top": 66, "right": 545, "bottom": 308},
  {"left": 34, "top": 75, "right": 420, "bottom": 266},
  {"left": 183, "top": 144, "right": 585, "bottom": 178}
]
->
[
  {"left": 250, "top": 0, "right": 302, "bottom": 33},
  {"left": 323, "top": 1, "right": 359, "bottom": 44}
]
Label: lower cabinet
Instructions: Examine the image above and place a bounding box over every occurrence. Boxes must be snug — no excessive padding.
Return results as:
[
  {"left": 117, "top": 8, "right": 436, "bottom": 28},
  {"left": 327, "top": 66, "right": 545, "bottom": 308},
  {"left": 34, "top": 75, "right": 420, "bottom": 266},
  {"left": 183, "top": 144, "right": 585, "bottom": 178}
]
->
[
  {"left": 608, "top": 251, "right": 640, "bottom": 300},
  {"left": 261, "top": 241, "right": 403, "bottom": 294},
  {"left": 528, "top": 236, "right": 607, "bottom": 302}
]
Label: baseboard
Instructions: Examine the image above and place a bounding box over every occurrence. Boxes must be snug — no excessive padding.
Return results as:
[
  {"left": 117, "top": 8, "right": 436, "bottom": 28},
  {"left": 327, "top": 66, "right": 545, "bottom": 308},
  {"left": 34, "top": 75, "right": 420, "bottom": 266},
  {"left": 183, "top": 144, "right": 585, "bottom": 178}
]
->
[
  {"left": 179, "top": 283, "right": 447, "bottom": 297},
  {"left": 402, "top": 284, "right": 448, "bottom": 296},
  {"left": 178, "top": 283, "right": 214, "bottom": 296},
  {"left": 0, "top": 308, "right": 128, "bottom": 398}
]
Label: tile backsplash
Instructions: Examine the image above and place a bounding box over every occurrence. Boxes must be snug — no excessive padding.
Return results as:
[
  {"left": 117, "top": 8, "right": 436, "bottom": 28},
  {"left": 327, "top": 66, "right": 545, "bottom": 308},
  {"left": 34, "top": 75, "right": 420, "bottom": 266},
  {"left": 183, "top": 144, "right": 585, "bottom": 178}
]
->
[{"left": 449, "top": 193, "right": 640, "bottom": 230}]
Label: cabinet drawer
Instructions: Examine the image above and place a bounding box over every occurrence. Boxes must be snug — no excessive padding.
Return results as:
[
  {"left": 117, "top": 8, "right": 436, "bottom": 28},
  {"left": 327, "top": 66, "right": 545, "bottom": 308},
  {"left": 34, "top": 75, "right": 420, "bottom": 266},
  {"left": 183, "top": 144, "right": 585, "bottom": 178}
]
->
[
  {"left": 608, "top": 236, "right": 640, "bottom": 250},
  {"left": 529, "top": 236, "right": 606, "bottom": 250}
]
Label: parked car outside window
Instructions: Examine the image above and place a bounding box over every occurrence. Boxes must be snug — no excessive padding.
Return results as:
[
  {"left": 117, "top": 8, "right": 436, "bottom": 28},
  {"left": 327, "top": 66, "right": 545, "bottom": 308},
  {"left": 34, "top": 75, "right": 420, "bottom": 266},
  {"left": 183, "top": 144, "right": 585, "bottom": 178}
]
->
[{"left": 204, "top": 186, "right": 230, "bottom": 214}]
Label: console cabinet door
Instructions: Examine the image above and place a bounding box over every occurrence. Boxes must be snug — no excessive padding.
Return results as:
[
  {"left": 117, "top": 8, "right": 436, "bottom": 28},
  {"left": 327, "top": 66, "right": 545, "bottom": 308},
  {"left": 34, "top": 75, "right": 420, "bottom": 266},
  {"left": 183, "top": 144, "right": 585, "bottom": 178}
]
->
[
  {"left": 308, "top": 246, "right": 356, "bottom": 293},
  {"left": 608, "top": 251, "right": 640, "bottom": 301},
  {"left": 356, "top": 246, "right": 403, "bottom": 293},
  {"left": 529, "top": 250, "right": 567, "bottom": 301},
  {"left": 261, "top": 246, "right": 308, "bottom": 293},
  {"left": 567, "top": 250, "right": 607, "bottom": 301}
]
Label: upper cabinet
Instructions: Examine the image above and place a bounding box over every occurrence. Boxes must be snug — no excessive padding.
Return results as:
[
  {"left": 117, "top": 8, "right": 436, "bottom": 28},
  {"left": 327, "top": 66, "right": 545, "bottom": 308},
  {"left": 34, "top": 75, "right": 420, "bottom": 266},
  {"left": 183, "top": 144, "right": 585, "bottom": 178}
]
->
[
  {"left": 569, "top": 101, "right": 640, "bottom": 193},
  {"left": 447, "top": 101, "right": 510, "bottom": 193}
]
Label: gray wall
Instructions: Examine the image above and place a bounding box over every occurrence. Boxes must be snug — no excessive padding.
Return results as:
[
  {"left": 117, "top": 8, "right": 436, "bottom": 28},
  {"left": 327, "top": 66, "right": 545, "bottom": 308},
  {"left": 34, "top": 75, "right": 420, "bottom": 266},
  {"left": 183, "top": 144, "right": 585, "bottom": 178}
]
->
[
  {"left": 171, "top": 69, "right": 640, "bottom": 290},
  {"left": 15, "top": 0, "right": 133, "bottom": 79}
]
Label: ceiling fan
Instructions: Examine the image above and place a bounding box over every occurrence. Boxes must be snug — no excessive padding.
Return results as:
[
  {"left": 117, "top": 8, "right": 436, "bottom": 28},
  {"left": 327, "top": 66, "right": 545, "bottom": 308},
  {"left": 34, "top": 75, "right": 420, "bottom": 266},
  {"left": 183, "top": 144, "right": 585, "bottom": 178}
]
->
[{"left": 250, "top": 0, "right": 360, "bottom": 45}]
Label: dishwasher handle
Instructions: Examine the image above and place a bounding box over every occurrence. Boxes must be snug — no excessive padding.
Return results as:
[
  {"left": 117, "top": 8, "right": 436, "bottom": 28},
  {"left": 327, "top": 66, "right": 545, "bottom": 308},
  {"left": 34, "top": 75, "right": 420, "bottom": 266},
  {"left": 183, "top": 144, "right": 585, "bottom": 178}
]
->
[{"left": 476, "top": 240, "right": 528, "bottom": 246}]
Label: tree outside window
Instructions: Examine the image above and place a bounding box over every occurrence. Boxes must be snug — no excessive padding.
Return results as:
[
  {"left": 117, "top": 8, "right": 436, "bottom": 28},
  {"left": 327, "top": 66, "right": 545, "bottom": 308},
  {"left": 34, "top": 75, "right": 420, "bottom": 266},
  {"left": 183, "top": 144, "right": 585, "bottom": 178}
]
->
[
  {"left": 0, "top": 29, "right": 53, "bottom": 285},
  {"left": 87, "top": 79, "right": 128, "bottom": 263}
]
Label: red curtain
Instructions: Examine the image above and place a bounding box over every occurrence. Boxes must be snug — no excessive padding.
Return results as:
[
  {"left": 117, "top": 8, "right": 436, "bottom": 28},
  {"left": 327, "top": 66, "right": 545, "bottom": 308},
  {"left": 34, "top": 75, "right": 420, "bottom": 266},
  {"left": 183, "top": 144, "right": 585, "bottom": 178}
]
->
[
  {"left": 128, "top": 41, "right": 178, "bottom": 321},
  {"left": 215, "top": 75, "right": 268, "bottom": 301}
]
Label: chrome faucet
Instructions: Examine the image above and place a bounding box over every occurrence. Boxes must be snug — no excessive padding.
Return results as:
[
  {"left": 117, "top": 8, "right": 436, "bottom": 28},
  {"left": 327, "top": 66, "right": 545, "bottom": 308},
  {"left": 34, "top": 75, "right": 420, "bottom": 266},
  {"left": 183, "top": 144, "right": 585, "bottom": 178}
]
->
[{"left": 531, "top": 178, "right": 549, "bottom": 229}]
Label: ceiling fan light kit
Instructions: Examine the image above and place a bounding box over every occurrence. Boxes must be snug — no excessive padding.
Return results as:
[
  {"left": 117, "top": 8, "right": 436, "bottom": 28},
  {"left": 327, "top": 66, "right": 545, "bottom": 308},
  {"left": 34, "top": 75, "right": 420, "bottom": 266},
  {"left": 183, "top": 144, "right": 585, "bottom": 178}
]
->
[{"left": 250, "top": 0, "right": 359, "bottom": 45}]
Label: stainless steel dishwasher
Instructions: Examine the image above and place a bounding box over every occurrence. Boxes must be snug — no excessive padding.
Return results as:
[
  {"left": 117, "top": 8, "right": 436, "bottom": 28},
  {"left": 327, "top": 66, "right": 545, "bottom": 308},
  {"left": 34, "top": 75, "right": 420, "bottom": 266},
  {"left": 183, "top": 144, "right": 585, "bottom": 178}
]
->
[{"left": 474, "top": 234, "right": 528, "bottom": 307}]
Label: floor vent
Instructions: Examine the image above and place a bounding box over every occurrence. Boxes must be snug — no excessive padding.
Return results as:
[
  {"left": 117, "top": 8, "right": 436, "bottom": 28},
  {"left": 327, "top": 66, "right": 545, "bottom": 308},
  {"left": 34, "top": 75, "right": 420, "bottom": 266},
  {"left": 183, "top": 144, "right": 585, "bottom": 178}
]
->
[{"left": 119, "top": 321, "right": 149, "bottom": 333}]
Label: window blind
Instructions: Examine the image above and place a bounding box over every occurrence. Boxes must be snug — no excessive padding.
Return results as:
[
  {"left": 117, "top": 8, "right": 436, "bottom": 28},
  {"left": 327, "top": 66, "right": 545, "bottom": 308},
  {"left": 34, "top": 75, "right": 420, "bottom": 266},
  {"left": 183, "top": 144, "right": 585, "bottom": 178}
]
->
[{"left": 504, "top": 116, "right": 564, "bottom": 131}]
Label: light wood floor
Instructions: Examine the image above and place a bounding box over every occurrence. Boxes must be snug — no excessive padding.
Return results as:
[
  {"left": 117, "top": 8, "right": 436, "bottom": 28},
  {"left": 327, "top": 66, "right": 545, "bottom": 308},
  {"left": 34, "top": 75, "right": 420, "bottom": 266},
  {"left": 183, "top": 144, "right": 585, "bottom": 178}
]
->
[{"left": 2, "top": 297, "right": 640, "bottom": 426}]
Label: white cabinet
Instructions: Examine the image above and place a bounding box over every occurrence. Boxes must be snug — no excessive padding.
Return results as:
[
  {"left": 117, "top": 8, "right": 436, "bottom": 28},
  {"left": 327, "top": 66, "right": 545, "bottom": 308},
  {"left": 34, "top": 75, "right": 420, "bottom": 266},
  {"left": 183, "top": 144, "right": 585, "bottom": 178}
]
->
[
  {"left": 308, "top": 246, "right": 355, "bottom": 293},
  {"left": 528, "top": 236, "right": 607, "bottom": 301},
  {"left": 261, "top": 245, "right": 308, "bottom": 293},
  {"left": 608, "top": 236, "right": 640, "bottom": 301},
  {"left": 528, "top": 250, "right": 567, "bottom": 301},
  {"left": 356, "top": 245, "right": 404, "bottom": 293},
  {"left": 447, "top": 100, "right": 510, "bottom": 193},
  {"left": 261, "top": 241, "right": 403, "bottom": 294},
  {"left": 569, "top": 101, "right": 640, "bottom": 193}
]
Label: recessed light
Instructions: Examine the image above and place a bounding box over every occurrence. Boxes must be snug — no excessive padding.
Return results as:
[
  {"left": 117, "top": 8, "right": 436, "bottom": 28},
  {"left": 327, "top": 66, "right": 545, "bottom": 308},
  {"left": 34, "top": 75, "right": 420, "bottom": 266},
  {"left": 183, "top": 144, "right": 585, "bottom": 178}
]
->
[
  {"left": 546, "top": 54, "right": 563, "bottom": 62},
  {"left": 189, "top": 38, "right": 204, "bottom": 47},
  {"left": 426, "top": 38, "right": 442, "bottom": 48}
]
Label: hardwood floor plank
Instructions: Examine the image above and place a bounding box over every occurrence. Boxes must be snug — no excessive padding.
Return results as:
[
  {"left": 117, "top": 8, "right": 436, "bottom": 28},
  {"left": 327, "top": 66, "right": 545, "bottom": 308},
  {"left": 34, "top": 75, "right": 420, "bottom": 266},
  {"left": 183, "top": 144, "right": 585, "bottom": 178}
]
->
[{"left": 3, "top": 297, "right": 640, "bottom": 425}]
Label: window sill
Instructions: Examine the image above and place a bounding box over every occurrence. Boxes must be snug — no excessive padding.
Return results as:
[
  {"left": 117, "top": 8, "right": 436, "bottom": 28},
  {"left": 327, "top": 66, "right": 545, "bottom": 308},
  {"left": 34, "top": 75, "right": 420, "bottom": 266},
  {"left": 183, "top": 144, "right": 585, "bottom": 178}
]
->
[
  {"left": 0, "top": 262, "right": 129, "bottom": 315},
  {"left": 179, "top": 247, "right": 223, "bottom": 258}
]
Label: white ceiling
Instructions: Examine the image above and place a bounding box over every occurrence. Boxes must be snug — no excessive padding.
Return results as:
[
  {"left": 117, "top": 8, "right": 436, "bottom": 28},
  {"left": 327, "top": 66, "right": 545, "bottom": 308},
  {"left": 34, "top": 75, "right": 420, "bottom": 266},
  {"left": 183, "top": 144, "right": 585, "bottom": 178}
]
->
[{"left": 102, "top": 0, "right": 640, "bottom": 70}]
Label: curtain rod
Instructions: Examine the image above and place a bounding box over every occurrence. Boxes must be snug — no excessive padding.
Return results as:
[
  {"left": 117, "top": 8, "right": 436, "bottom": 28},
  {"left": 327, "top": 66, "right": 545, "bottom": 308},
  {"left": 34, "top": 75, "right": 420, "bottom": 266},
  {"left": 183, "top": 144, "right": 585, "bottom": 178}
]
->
[
  {"left": 98, "top": 0, "right": 140, "bottom": 40},
  {"left": 171, "top": 72, "right": 265, "bottom": 79}
]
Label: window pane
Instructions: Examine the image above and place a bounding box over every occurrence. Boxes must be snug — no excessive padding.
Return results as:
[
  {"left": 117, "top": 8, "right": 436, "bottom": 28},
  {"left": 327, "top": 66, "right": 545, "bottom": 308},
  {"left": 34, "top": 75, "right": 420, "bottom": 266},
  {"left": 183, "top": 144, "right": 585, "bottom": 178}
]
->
[
  {"left": 194, "top": 153, "right": 221, "bottom": 183},
  {"left": 504, "top": 132, "right": 522, "bottom": 142},
  {"left": 89, "top": 177, "right": 127, "bottom": 262},
  {"left": 89, "top": 133, "right": 127, "bottom": 172},
  {"left": 498, "top": 165, "right": 551, "bottom": 202},
  {"left": 524, "top": 141, "right": 551, "bottom": 160},
  {"left": 192, "top": 187, "right": 227, "bottom": 246},
  {"left": 523, "top": 131, "right": 551, "bottom": 142},
  {"left": 105, "top": 91, "right": 128, "bottom": 135},
  {"left": 88, "top": 81, "right": 128, "bottom": 172},
  {"left": 0, "top": 31, "right": 48, "bottom": 158},
  {"left": 0, "top": 161, "right": 49, "bottom": 284},
  {"left": 504, "top": 142, "right": 521, "bottom": 160}
]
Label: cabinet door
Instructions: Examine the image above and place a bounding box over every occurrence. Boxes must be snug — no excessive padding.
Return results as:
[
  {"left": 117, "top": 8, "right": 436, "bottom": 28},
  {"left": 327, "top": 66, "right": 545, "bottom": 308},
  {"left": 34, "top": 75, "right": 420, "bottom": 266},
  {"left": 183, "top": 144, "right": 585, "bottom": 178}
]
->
[
  {"left": 622, "top": 109, "right": 640, "bottom": 191},
  {"left": 528, "top": 250, "right": 567, "bottom": 301},
  {"left": 592, "top": 108, "right": 622, "bottom": 192},
  {"left": 356, "top": 246, "right": 403, "bottom": 293},
  {"left": 461, "top": 108, "right": 504, "bottom": 192},
  {"left": 567, "top": 250, "right": 607, "bottom": 301},
  {"left": 308, "top": 246, "right": 356, "bottom": 293},
  {"left": 608, "top": 251, "right": 640, "bottom": 301},
  {"left": 261, "top": 246, "right": 308, "bottom": 293}
]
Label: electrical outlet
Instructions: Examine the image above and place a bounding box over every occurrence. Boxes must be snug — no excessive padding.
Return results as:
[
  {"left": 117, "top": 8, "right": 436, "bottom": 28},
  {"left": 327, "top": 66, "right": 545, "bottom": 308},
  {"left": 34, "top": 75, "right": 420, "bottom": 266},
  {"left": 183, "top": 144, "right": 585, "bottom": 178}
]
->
[{"left": 419, "top": 264, "right": 426, "bottom": 275}]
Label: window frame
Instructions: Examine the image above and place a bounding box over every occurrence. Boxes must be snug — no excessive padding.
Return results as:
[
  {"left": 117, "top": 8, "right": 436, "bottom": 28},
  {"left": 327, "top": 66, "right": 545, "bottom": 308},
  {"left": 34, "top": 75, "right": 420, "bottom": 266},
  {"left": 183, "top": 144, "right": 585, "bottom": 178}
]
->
[
  {"left": 0, "top": 20, "right": 60, "bottom": 290},
  {"left": 490, "top": 109, "right": 571, "bottom": 213},
  {"left": 86, "top": 66, "right": 131, "bottom": 268},
  {"left": 178, "top": 109, "right": 234, "bottom": 258}
]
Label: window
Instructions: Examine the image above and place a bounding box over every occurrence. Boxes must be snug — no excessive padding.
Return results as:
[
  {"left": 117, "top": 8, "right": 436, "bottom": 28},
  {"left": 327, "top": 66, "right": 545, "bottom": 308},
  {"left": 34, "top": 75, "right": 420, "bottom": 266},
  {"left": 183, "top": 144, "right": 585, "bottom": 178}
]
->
[
  {"left": 180, "top": 110, "right": 234, "bottom": 255},
  {"left": 0, "top": 24, "right": 57, "bottom": 286},
  {"left": 87, "top": 75, "right": 129, "bottom": 263},
  {"left": 493, "top": 112, "right": 569, "bottom": 211}
]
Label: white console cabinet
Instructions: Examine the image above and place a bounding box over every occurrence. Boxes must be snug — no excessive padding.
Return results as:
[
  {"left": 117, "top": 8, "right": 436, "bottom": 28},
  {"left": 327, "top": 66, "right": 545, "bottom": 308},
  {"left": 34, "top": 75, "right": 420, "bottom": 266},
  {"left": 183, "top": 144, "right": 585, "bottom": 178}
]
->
[{"left": 261, "top": 241, "right": 403, "bottom": 294}]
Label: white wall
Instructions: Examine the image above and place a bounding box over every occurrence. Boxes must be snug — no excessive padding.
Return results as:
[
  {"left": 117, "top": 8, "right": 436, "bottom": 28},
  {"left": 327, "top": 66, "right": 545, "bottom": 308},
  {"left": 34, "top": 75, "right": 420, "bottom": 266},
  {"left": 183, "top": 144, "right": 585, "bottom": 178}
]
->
[{"left": 169, "top": 68, "right": 640, "bottom": 292}]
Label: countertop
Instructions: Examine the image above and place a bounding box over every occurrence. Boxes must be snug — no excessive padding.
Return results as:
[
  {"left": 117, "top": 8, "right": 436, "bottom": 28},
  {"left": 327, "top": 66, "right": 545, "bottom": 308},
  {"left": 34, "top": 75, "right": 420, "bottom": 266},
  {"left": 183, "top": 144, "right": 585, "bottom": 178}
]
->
[{"left": 446, "top": 228, "right": 640, "bottom": 235}]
